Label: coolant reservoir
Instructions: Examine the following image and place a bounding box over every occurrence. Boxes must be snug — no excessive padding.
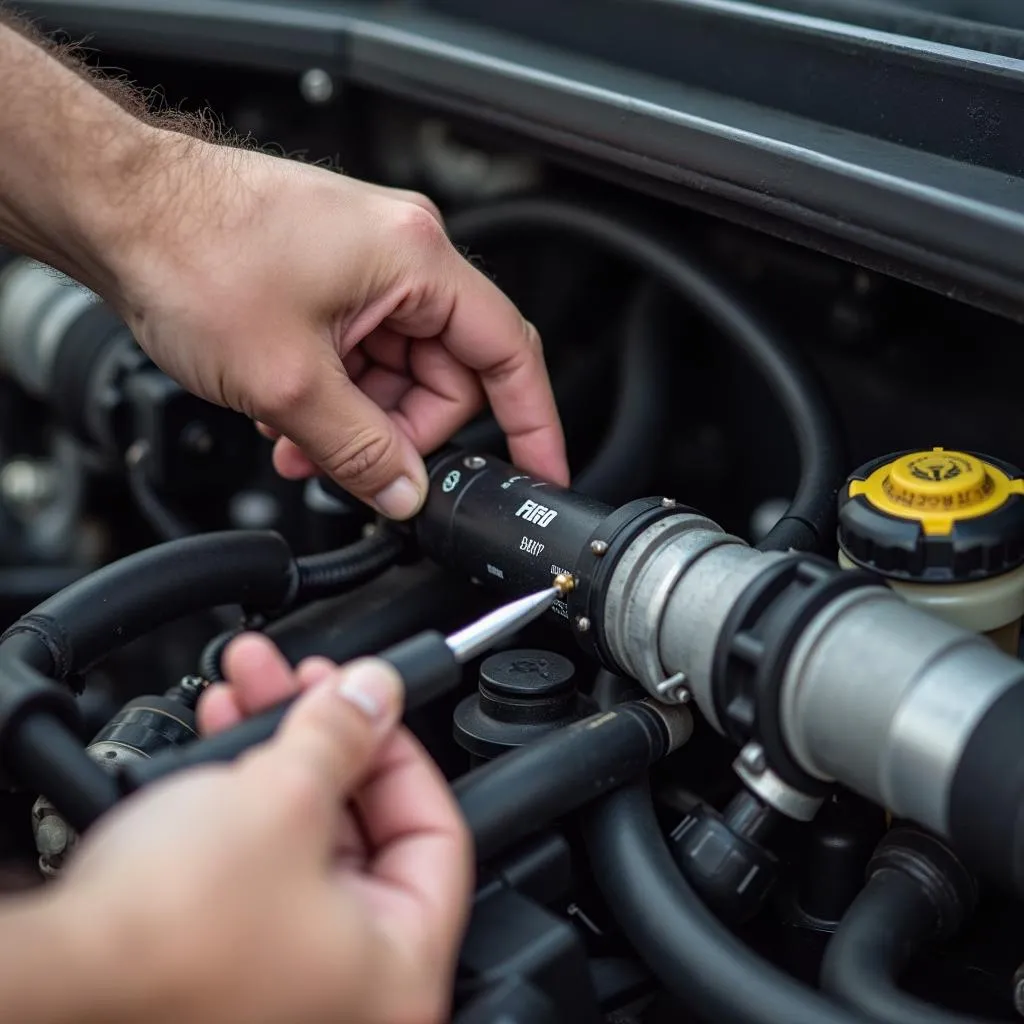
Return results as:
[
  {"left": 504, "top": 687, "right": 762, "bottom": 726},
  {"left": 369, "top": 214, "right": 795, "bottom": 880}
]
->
[{"left": 837, "top": 447, "right": 1024, "bottom": 654}]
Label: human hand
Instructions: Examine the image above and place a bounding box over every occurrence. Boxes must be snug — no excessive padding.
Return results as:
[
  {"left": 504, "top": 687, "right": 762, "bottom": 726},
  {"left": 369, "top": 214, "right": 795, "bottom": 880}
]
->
[
  {"left": 102, "top": 136, "right": 568, "bottom": 519},
  {"left": 57, "top": 635, "right": 472, "bottom": 1024}
]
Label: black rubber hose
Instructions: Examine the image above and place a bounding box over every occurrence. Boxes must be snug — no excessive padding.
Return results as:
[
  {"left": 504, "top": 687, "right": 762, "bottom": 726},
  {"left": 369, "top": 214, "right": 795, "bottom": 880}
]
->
[
  {"left": 573, "top": 284, "right": 671, "bottom": 504},
  {"left": 293, "top": 528, "right": 404, "bottom": 603},
  {"left": 584, "top": 781, "right": 871, "bottom": 1024},
  {"left": 821, "top": 871, "right": 988, "bottom": 1024},
  {"left": 267, "top": 562, "right": 488, "bottom": 668},
  {"left": 0, "top": 531, "right": 296, "bottom": 679},
  {"left": 448, "top": 199, "right": 844, "bottom": 552},
  {"left": 5, "top": 714, "right": 120, "bottom": 832},
  {"left": 455, "top": 701, "right": 678, "bottom": 863},
  {"left": 198, "top": 628, "right": 239, "bottom": 683}
]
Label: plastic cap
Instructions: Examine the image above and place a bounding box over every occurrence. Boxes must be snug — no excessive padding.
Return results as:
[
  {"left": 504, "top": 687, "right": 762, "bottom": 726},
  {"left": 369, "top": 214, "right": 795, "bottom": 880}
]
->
[{"left": 839, "top": 448, "right": 1024, "bottom": 582}]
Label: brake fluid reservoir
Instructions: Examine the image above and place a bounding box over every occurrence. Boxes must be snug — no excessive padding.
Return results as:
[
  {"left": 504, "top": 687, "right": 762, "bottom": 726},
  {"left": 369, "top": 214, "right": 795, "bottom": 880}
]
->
[{"left": 837, "top": 447, "right": 1024, "bottom": 654}]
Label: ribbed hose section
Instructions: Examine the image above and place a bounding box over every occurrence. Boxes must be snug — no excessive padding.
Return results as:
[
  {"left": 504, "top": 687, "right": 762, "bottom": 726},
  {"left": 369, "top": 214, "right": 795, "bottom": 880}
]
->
[{"left": 293, "top": 529, "right": 404, "bottom": 603}]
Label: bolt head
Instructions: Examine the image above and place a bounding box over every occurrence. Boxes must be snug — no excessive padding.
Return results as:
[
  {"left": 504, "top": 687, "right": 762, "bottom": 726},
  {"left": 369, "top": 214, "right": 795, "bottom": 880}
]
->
[
  {"left": 661, "top": 497, "right": 677, "bottom": 508},
  {"left": 575, "top": 616, "right": 591, "bottom": 633},
  {"left": 739, "top": 743, "right": 767, "bottom": 775},
  {"left": 463, "top": 455, "right": 487, "bottom": 470},
  {"left": 590, "top": 539, "right": 608, "bottom": 556}
]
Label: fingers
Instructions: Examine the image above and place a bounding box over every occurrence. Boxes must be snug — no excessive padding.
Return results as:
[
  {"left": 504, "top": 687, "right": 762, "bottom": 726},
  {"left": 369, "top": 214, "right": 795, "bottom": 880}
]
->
[
  {"left": 266, "top": 658, "right": 405, "bottom": 802},
  {"left": 388, "top": 244, "right": 568, "bottom": 485},
  {"left": 354, "top": 728, "right": 473, "bottom": 952},
  {"left": 267, "top": 359, "right": 428, "bottom": 519}
]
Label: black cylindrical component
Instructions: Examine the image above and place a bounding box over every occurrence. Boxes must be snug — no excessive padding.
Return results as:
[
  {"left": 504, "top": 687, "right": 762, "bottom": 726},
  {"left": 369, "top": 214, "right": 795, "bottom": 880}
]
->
[
  {"left": 454, "top": 649, "right": 595, "bottom": 760},
  {"left": 88, "top": 695, "right": 197, "bottom": 759},
  {"left": 668, "top": 792, "right": 780, "bottom": 924},
  {"left": 455, "top": 701, "right": 673, "bottom": 863},
  {"left": 417, "top": 449, "right": 611, "bottom": 602},
  {"left": 584, "top": 781, "right": 872, "bottom": 1024},
  {"left": 0, "top": 531, "right": 297, "bottom": 678},
  {"left": 821, "top": 827, "right": 981, "bottom": 1024},
  {"left": 117, "top": 629, "right": 462, "bottom": 798},
  {"left": 947, "top": 680, "right": 1024, "bottom": 895},
  {"left": 6, "top": 714, "right": 120, "bottom": 832},
  {"left": 293, "top": 529, "right": 405, "bottom": 603},
  {"left": 797, "top": 796, "right": 887, "bottom": 925}
]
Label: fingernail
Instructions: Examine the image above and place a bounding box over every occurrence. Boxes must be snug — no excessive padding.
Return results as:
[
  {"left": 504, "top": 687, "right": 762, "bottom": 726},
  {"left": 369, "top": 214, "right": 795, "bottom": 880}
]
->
[
  {"left": 372, "top": 475, "right": 424, "bottom": 520},
  {"left": 336, "top": 661, "right": 401, "bottom": 724}
]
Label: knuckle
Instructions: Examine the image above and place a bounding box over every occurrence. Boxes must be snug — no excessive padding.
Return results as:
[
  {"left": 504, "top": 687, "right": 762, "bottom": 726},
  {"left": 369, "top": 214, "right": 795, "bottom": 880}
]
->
[
  {"left": 397, "top": 190, "right": 444, "bottom": 224},
  {"left": 390, "top": 201, "right": 448, "bottom": 252},
  {"left": 256, "top": 361, "right": 317, "bottom": 422},
  {"left": 325, "top": 427, "right": 397, "bottom": 487}
]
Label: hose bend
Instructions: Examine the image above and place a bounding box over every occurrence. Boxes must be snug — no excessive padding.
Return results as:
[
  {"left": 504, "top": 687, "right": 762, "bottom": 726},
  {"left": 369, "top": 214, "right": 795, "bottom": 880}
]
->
[
  {"left": 448, "top": 198, "right": 845, "bottom": 552},
  {"left": 821, "top": 870, "right": 988, "bottom": 1024},
  {"left": 584, "top": 781, "right": 870, "bottom": 1024},
  {"left": 293, "top": 528, "right": 404, "bottom": 603}
]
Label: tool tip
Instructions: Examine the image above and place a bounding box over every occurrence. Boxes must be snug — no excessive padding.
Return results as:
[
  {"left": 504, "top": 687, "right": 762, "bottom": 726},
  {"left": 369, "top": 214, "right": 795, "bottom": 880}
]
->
[{"left": 553, "top": 573, "right": 575, "bottom": 597}]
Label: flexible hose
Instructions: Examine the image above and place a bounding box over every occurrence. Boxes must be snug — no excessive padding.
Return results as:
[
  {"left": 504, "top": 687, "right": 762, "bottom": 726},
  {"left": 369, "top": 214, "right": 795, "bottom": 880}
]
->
[
  {"left": 0, "top": 531, "right": 296, "bottom": 679},
  {"left": 821, "top": 871, "right": 989, "bottom": 1024},
  {"left": 198, "top": 628, "right": 239, "bottom": 683},
  {"left": 584, "top": 781, "right": 871, "bottom": 1024},
  {"left": 448, "top": 198, "right": 845, "bottom": 552},
  {"left": 293, "top": 528, "right": 404, "bottom": 603},
  {"left": 455, "top": 701, "right": 679, "bottom": 863},
  {"left": 573, "top": 284, "right": 671, "bottom": 504}
]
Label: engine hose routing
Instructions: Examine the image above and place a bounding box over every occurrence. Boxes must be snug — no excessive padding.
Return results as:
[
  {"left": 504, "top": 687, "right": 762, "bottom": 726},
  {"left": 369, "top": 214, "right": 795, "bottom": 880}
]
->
[
  {"left": 821, "top": 870, "right": 986, "bottom": 1024},
  {"left": 293, "top": 527, "right": 405, "bottom": 603},
  {"left": 447, "top": 197, "right": 844, "bottom": 552},
  {"left": 572, "top": 283, "right": 672, "bottom": 505},
  {"left": 454, "top": 698, "right": 691, "bottom": 863},
  {"left": 584, "top": 781, "right": 874, "bottom": 1024},
  {"left": 0, "top": 531, "right": 297, "bottom": 680}
]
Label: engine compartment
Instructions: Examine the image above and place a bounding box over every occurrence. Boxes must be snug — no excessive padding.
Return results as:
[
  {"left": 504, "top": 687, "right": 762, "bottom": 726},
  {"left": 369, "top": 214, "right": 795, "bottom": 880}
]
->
[{"left": 5, "top": 3, "right": 1024, "bottom": 1020}]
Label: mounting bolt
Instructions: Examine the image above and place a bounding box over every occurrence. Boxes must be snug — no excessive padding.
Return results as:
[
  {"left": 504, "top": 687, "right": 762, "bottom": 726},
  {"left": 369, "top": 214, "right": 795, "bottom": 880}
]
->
[
  {"left": 661, "top": 497, "right": 677, "bottom": 508},
  {"left": 463, "top": 455, "right": 487, "bottom": 470},
  {"left": 739, "top": 742, "right": 767, "bottom": 775},
  {"left": 575, "top": 616, "right": 591, "bottom": 633},
  {"left": 590, "top": 539, "right": 608, "bottom": 556}
]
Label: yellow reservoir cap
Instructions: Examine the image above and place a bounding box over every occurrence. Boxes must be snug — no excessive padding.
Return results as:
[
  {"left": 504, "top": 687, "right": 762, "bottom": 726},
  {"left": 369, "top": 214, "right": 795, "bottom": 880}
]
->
[{"left": 848, "top": 448, "right": 1024, "bottom": 537}]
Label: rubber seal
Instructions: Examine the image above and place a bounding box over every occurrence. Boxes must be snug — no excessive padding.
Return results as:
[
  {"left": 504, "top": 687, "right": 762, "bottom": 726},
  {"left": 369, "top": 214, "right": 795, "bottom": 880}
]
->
[{"left": 713, "top": 554, "right": 882, "bottom": 794}]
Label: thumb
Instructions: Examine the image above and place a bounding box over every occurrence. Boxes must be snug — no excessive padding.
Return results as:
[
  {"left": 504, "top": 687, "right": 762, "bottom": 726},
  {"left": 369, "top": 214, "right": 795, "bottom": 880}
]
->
[
  {"left": 268, "top": 658, "right": 405, "bottom": 800},
  {"left": 273, "top": 363, "right": 428, "bottom": 520}
]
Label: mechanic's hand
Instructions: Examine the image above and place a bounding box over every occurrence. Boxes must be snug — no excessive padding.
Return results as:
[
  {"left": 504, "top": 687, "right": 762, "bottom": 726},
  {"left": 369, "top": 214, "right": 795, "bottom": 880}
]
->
[
  {"left": 108, "top": 138, "right": 568, "bottom": 519},
  {"left": 59, "top": 634, "right": 472, "bottom": 1024}
]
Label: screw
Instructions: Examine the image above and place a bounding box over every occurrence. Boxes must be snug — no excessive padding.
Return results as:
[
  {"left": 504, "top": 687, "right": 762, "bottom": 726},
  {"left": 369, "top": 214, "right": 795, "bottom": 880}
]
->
[
  {"left": 739, "top": 743, "right": 767, "bottom": 775},
  {"left": 299, "top": 68, "right": 335, "bottom": 105},
  {"left": 463, "top": 455, "right": 487, "bottom": 470},
  {"left": 576, "top": 616, "right": 591, "bottom": 633},
  {"left": 590, "top": 539, "right": 608, "bottom": 556},
  {"left": 661, "top": 497, "right": 677, "bottom": 508}
]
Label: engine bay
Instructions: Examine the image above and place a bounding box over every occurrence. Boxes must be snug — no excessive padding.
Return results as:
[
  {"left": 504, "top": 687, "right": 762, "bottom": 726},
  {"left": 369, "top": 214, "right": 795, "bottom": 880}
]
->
[{"left": 5, "top": 2, "right": 1024, "bottom": 1021}]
